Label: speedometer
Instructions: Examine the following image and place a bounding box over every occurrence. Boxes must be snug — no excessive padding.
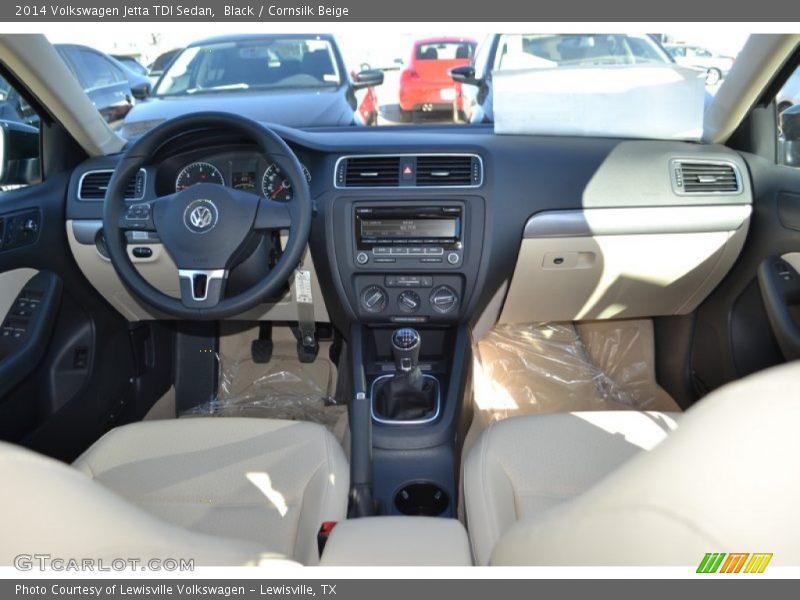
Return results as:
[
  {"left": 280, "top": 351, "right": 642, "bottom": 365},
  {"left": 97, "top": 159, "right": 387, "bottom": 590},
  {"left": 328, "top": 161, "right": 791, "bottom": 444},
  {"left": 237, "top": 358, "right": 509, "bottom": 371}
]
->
[
  {"left": 261, "top": 162, "right": 311, "bottom": 201},
  {"left": 175, "top": 162, "right": 225, "bottom": 192}
]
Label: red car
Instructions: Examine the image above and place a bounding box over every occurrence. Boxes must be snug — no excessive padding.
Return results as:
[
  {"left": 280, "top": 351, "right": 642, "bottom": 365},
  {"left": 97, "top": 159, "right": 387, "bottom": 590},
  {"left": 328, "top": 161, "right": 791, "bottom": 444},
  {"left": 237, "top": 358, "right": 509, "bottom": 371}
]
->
[
  {"left": 399, "top": 37, "right": 477, "bottom": 121},
  {"left": 352, "top": 69, "right": 380, "bottom": 125}
]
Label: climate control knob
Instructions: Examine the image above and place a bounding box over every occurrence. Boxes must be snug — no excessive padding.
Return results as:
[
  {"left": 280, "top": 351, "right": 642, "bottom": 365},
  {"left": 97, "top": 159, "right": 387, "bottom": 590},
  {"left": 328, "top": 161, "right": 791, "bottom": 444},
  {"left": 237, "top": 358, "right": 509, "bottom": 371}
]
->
[
  {"left": 429, "top": 285, "right": 458, "bottom": 314},
  {"left": 361, "top": 285, "right": 388, "bottom": 313},
  {"left": 397, "top": 290, "right": 421, "bottom": 313}
]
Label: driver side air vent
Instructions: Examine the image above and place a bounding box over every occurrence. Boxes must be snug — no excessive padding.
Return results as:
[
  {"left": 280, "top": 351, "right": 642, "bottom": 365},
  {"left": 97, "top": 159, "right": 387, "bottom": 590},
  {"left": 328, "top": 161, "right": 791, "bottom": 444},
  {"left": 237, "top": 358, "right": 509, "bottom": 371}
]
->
[
  {"left": 671, "top": 160, "right": 741, "bottom": 195},
  {"left": 78, "top": 169, "right": 146, "bottom": 201},
  {"left": 341, "top": 156, "right": 400, "bottom": 187}
]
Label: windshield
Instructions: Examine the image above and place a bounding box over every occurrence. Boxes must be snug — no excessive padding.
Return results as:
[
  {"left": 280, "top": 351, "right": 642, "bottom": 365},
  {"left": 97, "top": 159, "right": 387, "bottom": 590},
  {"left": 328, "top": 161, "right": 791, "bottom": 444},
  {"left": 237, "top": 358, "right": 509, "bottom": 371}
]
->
[
  {"left": 154, "top": 37, "right": 342, "bottom": 96},
  {"left": 38, "top": 30, "right": 748, "bottom": 137}
]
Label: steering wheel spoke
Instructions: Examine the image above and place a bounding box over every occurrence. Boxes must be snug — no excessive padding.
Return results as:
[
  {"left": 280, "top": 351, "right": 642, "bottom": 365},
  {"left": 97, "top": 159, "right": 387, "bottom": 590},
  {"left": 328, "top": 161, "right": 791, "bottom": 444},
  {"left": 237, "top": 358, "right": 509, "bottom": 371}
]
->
[
  {"left": 117, "top": 201, "right": 157, "bottom": 232},
  {"left": 255, "top": 197, "right": 293, "bottom": 230},
  {"left": 178, "top": 268, "right": 228, "bottom": 308}
]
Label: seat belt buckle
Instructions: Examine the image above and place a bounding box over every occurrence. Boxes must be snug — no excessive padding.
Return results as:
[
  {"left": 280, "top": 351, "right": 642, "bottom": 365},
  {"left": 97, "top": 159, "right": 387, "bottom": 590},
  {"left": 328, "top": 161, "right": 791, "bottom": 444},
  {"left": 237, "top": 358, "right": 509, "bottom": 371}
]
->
[{"left": 317, "top": 521, "right": 338, "bottom": 557}]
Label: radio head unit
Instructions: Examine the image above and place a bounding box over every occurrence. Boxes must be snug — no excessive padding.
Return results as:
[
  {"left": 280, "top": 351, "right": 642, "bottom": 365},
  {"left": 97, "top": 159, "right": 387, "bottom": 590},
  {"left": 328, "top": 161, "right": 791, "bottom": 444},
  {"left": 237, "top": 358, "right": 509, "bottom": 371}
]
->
[{"left": 354, "top": 205, "right": 464, "bottom": 267}]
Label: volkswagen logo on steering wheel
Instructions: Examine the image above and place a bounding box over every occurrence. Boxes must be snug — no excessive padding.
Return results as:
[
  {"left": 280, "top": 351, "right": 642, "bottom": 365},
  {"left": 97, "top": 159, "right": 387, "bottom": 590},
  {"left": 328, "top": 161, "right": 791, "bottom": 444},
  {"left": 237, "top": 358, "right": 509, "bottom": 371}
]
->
[{"left": 184, "top": 199, "right": 219, "bottom": 234}]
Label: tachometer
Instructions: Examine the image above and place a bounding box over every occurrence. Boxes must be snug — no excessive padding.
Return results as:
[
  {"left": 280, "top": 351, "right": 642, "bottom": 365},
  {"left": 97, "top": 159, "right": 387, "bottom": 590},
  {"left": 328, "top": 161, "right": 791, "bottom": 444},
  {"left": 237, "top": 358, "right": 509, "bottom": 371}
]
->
[
  {"left": 261, "top": 162, "right": 311, "bottom": 201},
  {"left": 175, "top": 162, "right": 225, "bottom": 192}
]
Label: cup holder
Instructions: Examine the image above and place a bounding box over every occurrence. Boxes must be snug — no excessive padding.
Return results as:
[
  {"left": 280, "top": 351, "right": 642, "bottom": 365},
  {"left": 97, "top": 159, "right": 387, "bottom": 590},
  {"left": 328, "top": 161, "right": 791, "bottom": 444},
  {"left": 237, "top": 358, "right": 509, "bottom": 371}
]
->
[{"left": 394, "top": 482, "right": 449, "bottom": 516}]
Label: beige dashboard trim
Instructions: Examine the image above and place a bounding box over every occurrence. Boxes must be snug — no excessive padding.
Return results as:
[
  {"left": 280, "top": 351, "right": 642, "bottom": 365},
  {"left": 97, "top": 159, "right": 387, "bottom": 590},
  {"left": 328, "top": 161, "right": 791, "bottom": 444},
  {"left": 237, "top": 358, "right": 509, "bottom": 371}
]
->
[
  {"left": 0, "top": 268, "right": 38, "bottom": 323},
  {"left": 66, "top": 220, "right": 329, "bottom": 322},
  {"left": 500, "top": 206, "right": 751, "bottom": 323}
]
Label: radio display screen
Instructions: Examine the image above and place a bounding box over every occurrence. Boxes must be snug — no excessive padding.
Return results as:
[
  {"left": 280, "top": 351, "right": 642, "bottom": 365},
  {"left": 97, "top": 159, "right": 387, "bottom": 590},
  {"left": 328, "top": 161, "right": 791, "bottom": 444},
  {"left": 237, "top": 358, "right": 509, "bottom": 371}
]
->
[{"left": 360, "top": 218, "right": 457, "bottom": 240}]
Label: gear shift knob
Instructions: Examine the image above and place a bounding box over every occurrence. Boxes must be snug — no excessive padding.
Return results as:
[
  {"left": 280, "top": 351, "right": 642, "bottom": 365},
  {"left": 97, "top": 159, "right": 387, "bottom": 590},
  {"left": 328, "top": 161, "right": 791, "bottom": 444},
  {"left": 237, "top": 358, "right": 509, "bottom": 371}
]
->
[{"left": 391, "top": 328, "right": 421, "bottom": 372}]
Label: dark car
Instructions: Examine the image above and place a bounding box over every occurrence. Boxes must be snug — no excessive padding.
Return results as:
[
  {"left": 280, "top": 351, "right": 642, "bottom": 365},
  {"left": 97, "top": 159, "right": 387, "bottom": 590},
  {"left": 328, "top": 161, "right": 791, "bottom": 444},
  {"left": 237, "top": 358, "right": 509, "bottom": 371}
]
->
[
  {"left": 146, "top": 48, "right": 182, "bottom": 87},
  {"left": 451, "top": 33, "right": 674, "bottom": 123},
  {"left": 122, "top": 34, "right": 383, "bottom": 136},
  {"left": 111, "top": 54, "right": 149, "bottom": 77},
  {"left": 0, "top": 44, "right": 150, "bottom": 128}
]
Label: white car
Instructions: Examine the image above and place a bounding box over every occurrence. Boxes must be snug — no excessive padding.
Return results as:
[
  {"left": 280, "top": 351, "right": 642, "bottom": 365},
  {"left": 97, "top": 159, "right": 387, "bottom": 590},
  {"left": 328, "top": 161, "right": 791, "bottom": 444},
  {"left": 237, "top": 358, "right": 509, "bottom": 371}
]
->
[{"left": 665, "top": 44, "right": 734, "bottom": 85}]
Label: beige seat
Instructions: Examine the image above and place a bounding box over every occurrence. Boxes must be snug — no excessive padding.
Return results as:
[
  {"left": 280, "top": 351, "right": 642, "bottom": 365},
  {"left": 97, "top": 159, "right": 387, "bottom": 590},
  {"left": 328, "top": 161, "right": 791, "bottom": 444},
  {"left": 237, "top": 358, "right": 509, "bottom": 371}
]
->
[
  {"left": 465, "top": 361, "right": 800, "bottom": 566},
  {"left": 464, "top": 410, "right": 679, "bottom": 565},
  {"left": 0, "top": 418, "right": 348, "bottom": 566}
]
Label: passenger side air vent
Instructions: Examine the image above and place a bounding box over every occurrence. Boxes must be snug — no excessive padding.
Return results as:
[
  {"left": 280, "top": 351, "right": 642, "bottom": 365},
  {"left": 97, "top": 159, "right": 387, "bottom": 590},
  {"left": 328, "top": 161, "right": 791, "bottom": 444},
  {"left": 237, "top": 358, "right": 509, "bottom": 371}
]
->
[
  {"left": 78, "top": 169, "right": 146, "bottom": 201},
  {"left": 416, "top": 155, "right": 481, "bottom": 186},
  {"left": 672, "top": 160, "right": 741, "bottom": 195},
  {"left": 341, "top": 156, "right": 400, "bottom": 187}
]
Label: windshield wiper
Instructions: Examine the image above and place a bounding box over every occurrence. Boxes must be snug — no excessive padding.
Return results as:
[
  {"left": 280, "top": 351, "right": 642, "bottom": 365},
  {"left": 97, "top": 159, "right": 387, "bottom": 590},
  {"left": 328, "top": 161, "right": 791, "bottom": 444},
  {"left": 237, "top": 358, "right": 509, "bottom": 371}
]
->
[{"left": 185, "top": 83, "right": 251, "bottom": 94}]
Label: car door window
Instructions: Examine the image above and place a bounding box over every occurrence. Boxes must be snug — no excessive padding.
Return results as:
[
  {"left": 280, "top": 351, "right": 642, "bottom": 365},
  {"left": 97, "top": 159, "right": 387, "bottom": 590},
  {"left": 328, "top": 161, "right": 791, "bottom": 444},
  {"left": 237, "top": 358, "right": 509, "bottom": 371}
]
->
[
  {"left": 777, "top": 66, "right": 800, "bottom": 167},
  {"left": 0, "top": 71, "right": 41, "bottom": 193},
  {"left": 69, "top": 49, "right": 125, "bottom": 90}
]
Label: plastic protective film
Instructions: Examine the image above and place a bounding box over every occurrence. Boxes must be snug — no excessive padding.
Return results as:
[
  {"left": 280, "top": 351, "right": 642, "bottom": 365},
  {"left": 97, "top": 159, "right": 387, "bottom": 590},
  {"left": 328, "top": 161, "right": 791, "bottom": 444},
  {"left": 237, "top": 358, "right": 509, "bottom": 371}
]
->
[
  {"left": 182, "top": 350, "right": 346, "bottom": 433},
  {"left": 473, "top": 321, "right": 662, "bottom": 421}
]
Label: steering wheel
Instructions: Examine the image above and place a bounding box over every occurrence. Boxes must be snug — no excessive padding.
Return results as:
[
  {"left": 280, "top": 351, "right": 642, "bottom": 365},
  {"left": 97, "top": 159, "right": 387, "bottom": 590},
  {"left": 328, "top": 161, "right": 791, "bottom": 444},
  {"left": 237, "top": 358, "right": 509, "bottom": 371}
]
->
[{"left": 102, "top": 112, "right": 312, "bottom": 320}]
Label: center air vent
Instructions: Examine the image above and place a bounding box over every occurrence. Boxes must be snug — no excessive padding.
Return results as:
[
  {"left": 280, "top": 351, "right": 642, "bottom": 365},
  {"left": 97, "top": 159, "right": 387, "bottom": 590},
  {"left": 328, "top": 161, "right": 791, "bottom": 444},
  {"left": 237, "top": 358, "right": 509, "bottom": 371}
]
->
[
  {"left": 416, "top": 155, "right": 480, "bottom": 186},
  {"left": 335, "top": 154, "right": 482, "bottom": 188},
  {"left": 78, "top": 169, "right": 146, "bottom": 201},
  {"left": 342, "top": 156, "right": 400, "bottom": 187},
  {"left": 672, "top": 160, "right": 741, "bottom": 195}
]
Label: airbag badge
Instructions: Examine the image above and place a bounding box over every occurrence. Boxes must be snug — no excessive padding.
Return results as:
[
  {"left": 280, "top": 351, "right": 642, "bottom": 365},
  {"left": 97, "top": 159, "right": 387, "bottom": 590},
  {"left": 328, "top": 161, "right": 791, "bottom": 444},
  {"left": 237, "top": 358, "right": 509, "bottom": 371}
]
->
[{"left": 183, "top": 199, "right": 218, "bottom": 233}]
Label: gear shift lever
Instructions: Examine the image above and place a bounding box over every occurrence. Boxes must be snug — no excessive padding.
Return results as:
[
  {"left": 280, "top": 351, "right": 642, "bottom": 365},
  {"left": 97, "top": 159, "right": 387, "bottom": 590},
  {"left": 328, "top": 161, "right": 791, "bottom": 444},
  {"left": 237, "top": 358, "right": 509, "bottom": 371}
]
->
[
  {"left": 391, "top": 328, "right": 421, "bottom": 373},
  {"left": 375, "top": 328, "right": 435, "bottom": 421}
]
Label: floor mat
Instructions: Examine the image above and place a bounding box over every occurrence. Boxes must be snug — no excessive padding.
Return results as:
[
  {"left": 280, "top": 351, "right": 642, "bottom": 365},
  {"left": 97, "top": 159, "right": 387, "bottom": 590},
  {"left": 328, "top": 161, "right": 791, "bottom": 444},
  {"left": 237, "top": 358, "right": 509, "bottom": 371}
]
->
[
  {"left": 458, "top": 319, "right": 681, "bottom": 521},
  {"left": 182, "top": 324, "right": 348, "bottom": 437},
  {"left": 472, "top": 319, "right": 680, "bottom": 426}
]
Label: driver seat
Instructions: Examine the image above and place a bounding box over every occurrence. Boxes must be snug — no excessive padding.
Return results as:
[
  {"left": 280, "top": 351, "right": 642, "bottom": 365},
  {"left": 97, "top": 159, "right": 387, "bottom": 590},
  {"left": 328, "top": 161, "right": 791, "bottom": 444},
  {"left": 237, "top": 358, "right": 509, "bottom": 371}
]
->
[{"left": 0, "top": 418, "right": 348, "bottom": 566}]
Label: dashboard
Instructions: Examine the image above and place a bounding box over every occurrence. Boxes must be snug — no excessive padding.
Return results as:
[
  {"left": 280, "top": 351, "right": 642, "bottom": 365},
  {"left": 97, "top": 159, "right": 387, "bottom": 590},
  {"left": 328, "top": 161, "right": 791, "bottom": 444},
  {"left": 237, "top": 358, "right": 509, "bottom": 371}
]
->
[{"left": 62, "top": 125, "right": 754, "bottom": 329}]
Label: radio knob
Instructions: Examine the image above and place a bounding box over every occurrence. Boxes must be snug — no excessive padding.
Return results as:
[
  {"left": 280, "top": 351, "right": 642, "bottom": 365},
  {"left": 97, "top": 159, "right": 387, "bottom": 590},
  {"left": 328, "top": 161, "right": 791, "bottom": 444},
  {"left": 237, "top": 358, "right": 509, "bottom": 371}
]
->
[
  {"left": 361, "top": 285, "right": 387, "bottom": 313},
  {"left": 356, "top": 252, "right": 369, "bottom": 265},
  {"left": 429, "top": 285, "right": 458, "bottom": 314},
  {"left": 447, "top": 252, "right": 460, "bottom": 265}
]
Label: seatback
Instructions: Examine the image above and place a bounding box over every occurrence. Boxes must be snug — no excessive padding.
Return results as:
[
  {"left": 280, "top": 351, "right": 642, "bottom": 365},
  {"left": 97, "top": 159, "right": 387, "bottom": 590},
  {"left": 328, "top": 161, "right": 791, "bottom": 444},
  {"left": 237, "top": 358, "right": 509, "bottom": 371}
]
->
[
  {"left": 464, "top": 411, "right": 679, "bottom": 565},
  {"left": 0, "top": 442, "right": 294, "bottom": 566},
  {"left": 490, "top": 361, "right": 800, "bottom": 565}
]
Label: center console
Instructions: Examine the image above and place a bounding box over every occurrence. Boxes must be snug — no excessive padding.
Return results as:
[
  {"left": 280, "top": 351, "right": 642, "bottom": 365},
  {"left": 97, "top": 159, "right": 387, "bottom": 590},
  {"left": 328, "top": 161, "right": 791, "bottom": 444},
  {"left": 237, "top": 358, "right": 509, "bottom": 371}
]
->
[
  {"left": 343, "top": 199, "right": 483, "bottom": 325},
  {"left": 326, "top": 191, "right": 485, "bottom": 519}
]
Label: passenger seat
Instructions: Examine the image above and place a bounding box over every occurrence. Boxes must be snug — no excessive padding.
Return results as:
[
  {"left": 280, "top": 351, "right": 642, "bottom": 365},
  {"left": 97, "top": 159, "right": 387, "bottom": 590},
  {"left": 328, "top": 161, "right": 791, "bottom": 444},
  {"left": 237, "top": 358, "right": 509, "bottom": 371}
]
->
[
  {"left": 464, "top": 411, "right": 679, "bottom": 565},
  {"left": 464, "top": 361, "right": 800, "bottom": 565}
]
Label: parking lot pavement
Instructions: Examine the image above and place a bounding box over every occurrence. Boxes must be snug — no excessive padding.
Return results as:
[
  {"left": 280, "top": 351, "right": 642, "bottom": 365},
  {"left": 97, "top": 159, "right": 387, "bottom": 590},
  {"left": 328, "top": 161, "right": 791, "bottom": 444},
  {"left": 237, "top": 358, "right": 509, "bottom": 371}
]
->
[{"left": 376, "top": 69, "right": 456, "bottom": 126}]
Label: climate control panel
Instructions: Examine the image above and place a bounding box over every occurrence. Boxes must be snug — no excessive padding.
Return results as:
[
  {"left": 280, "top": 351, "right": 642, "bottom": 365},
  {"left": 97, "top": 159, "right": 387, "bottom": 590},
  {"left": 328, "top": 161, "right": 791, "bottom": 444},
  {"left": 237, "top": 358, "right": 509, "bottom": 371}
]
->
[{"left": 354, "top": 274, "right": 463, "bottom": 323}]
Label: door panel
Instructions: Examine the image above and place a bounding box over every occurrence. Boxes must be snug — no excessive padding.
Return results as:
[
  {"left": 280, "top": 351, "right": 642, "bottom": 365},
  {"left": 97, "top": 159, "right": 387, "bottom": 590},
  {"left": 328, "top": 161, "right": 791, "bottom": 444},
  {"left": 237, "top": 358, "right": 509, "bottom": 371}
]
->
[
  {"left": 0, "top": 267, "right": 37, "bottom": 320},
  {"left": 0, "top": 174, "right": 172, "bottom": 460},
  {"left": 691, "top": 153, "right": 800, "bottom": 393}
]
